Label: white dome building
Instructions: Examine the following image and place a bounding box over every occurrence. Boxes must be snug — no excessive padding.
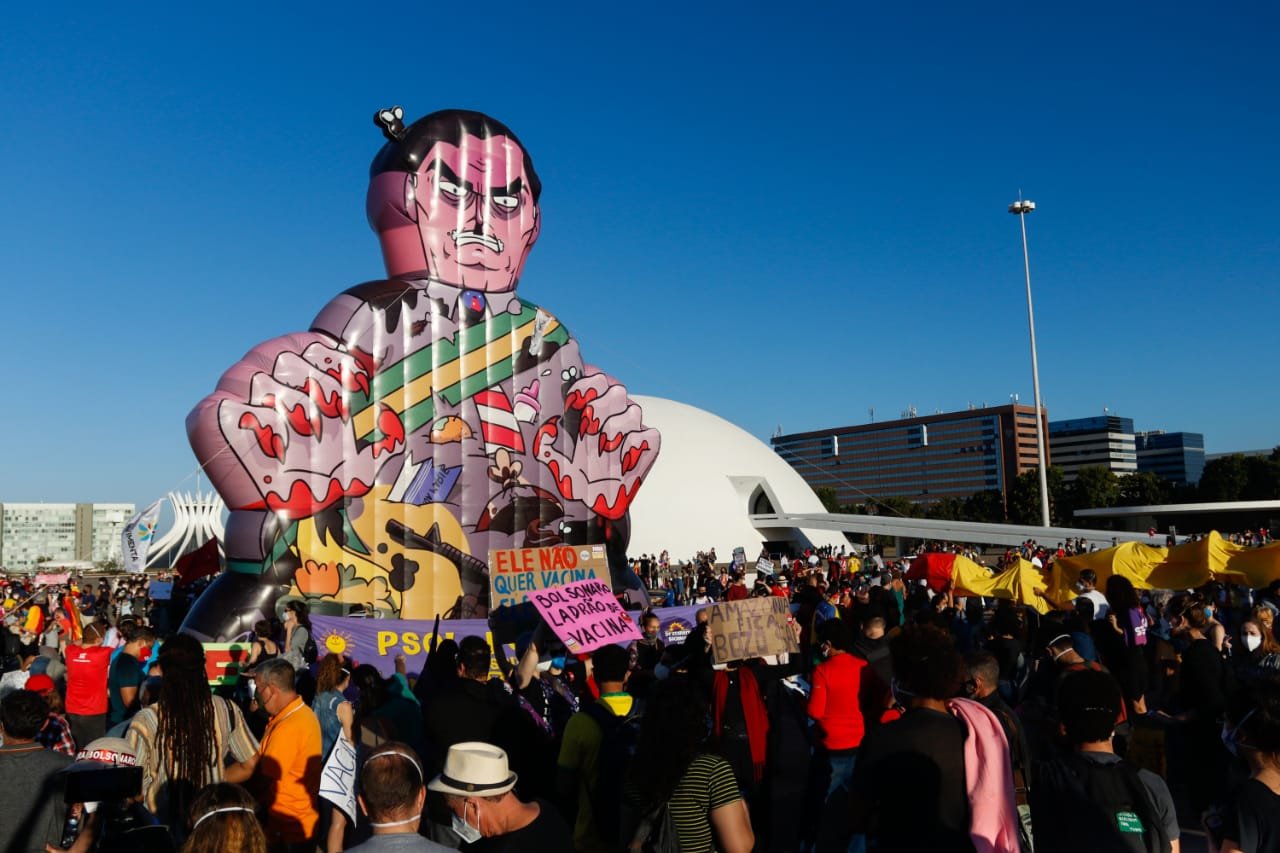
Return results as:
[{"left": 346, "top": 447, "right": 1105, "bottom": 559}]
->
[{"left": 626, "top": 396, "right": 845, "bottom": 561}]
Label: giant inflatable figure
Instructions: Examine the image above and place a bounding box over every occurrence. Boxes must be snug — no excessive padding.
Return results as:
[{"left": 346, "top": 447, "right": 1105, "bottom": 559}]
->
[{"left": 184, "top": 108, "right": 660, "bottom": 640}]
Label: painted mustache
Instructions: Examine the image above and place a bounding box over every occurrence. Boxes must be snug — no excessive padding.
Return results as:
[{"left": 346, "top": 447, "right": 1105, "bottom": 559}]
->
[{"left": 449, "top": 230, "right": 504, "bottom": 253}]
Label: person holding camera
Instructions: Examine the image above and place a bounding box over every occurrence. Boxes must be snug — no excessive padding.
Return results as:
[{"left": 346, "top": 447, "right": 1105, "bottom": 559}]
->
[{"left": 46, "top": 736, "right": 172, "bottom": 853}]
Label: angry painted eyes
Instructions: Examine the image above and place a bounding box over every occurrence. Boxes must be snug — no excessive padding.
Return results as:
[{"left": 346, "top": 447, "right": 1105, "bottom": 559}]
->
[{"left": 436, "top": 178, "right": 521, "bottom": 214}]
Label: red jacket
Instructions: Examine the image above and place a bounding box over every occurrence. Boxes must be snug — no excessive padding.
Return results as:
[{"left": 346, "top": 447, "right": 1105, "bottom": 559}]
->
[{"left": 807, "top": 651, "right": 868, "bottom": 750}]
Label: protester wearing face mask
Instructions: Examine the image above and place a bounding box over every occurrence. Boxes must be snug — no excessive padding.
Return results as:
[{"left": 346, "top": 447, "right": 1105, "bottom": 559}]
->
[
  {"left": 432, "top": 741, "right": 571, "bottom": 851},
  {"left": 1164, "top": 594, "right": 1233, "bottom": 817},
  {"left": 1029, "top": 668, "right": 1179, "bottom": 853},
  {"left": 802, "top": 619, "right": 870, "bottom": 851},
  {"left": 633, "top": 612, "right": 666, "bottom": 675},
  {"left": 346, "top": 743, "right": 451, "bottom": 852},
  {"left": 1201, "top": 588, "right": 1229, "bottom": 653},
  {"left": 1204, "top": 684, "right": 1280, "bottom": 853},
  {"left": 1233, "top": 619, "right": 1280, "bottom": 683},
  {"left": 106, "top": 621, "right": 154, "bottom": 729},
  {"left": 850, "top": 624, "right": 1015, "bottom": 852},
  {"left": 1073, "top": 570, "right": 1110, "bottom": 620},
  {"left": 1041, "top": 627, "right": 1129, "bottom": 754}
]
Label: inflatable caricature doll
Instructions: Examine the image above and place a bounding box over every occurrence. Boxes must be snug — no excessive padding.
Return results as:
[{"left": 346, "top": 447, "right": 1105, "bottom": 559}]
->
[{"left": 184, "top": 108, "right": 660, "bottom": 640}]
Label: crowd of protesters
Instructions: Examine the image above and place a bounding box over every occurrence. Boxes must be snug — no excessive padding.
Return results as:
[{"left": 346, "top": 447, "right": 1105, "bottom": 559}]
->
[{"left": 1, "top": 531, "right": 1279, "bottom": 853}]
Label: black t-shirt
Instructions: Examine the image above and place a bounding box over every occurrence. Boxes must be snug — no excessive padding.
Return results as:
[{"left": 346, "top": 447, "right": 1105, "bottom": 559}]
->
[
  {"left": 853, "top": 634, "right": 893, "bottom": 690},
  {"left": 850, "top": 706, "right": 976, "bottom": 852},
  {"left": 463, "top": 800, "right": 572, "bottom": 852},
  {"left": 1223, "top": 778, "right": 1280, "bottom": 853},
  {"left": 988, "top": 636, "right": 1025, "bottom": 685},
  {"left": 976, "top": 691, "right": 1030, "bottom": 783},
  {"left": 634, "top": 638, "right": 664, "bottom": 673},
  {"left": 422, "top": 679, "right": 515, "bottom": 770},
  {"left": 1177, "top": 639, "right": 1226, "bottom": 720}
]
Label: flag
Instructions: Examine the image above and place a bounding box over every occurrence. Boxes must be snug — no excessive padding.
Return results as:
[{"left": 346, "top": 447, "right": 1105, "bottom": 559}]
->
[
  {"left": 174, "top": 538, "right": 222, "bottom": 587},
  {"left": 62, "top": 593, "right": 83, "bottom": 643},
  {"left": 121, "top": 500, "right": 164, "bottom": 573}
]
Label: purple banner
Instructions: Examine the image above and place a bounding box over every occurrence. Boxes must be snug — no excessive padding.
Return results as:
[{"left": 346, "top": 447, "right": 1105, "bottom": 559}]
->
[{"left": 312, "top": 605, "right": 701, "bottom": 678}]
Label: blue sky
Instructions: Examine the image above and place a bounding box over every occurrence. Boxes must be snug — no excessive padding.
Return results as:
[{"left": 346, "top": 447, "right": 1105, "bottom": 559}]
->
[{"left": 2, "top": 2, "right": 1277, "bottom": 512}]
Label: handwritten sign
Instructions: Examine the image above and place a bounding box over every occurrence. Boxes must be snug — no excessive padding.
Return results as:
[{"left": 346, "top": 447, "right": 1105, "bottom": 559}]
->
[
  {"left": 319, "top": 732, "right": 358, "bottom": 824},
  {"left": 488, "top": 545, "right": 609, "bottom": 609},
  {"left": 531, "top": 578, "right": 641, "bottom": 655},
  {"left": 34, "top": 573, "right": 69, "bottom": 587},
  {"left": 708, "top": 597, "right": 799, "bottom": 664},
  {"left": 756, "top": 557, "right": 775, "bottom": 575}
]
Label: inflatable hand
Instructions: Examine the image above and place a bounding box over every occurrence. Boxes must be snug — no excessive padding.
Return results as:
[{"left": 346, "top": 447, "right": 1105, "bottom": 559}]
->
[
  {"left": 214, "top": 340, "right": 404, "bottom": 518},
  {"left": 533, "top": 370, "right": 659, "bottom": 520}
]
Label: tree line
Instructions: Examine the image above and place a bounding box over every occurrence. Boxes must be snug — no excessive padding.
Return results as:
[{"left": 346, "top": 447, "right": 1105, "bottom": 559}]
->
[{"left": 813, "top": 447, "right": 1280, "bottom": 528}]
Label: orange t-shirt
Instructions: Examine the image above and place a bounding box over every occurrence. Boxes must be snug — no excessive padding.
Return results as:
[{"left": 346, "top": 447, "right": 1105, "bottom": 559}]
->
[{"left": 256, "top": 695, "right": 322, "bottom": 843}]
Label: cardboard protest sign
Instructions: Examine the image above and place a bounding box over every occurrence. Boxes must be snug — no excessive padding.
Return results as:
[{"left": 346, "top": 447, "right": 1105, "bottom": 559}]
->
[
  {"left": 319, "top": 732, "right": 358, "bottom": 824},
  {"left": 531, "top": 578, "right": 641, "bottom": 655},
  {"left": 488, "top": 544, "right": 609, "bottom": 609},
  {"left": 756, "top": 557, "right": 775, "bottom": 575},
  {"left": 708, "top": 597, "right": 799, "bottom": 664}
]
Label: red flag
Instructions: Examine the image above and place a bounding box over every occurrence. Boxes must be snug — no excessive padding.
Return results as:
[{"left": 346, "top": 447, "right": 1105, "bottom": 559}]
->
[
  {"left": 174, "top": 538, "right": 222, "bottom": 587},
  {"left": 905, "top": 552, "right": 958, "bottom": 592},
  {"left": 61, "top": 593, "right": 83, "bottom": 643}
]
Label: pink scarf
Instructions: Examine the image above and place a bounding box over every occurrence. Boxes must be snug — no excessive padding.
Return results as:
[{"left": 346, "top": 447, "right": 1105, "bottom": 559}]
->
[{"left": 946, "top": 697, "right": 1020, "bottom": 853}]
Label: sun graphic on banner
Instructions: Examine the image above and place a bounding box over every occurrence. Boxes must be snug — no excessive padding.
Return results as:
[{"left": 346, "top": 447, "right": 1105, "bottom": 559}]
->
[{"left": 323, "top": 630, "right": 351, "bottom": 655}]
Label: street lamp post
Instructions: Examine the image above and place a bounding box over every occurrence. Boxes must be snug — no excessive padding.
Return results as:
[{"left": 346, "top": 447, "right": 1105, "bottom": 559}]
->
[{"left": 1009, "top": 198, "right": 1051, "bottom": 528}]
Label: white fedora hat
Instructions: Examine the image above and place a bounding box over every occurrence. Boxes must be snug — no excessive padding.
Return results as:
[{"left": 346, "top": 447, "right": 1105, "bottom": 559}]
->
[{"left": 428, "top": 741, "right": 518, "bottom": 797}]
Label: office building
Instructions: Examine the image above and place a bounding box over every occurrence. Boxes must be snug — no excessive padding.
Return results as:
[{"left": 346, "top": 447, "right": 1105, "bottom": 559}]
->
[
  {"left": 1136, "top": 431, "right": 1205, "bottom": 487},
  {"left": 1047, "top": 415, "right": 1138, "bottom": 482},
  {"left": 770, "top": 404, "right": 1048, "bottom": 508},
  {"left": 0, "top": 502, "right": 135, "bottom": 572},
  {"left": 1206, "top": 449, "right": 1273, "bottom": 461}
]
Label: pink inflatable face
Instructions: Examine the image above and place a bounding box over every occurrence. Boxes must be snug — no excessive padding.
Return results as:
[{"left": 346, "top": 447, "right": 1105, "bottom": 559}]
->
[{"left": 414, "top": 133, "right": 540, "bottom": 292}]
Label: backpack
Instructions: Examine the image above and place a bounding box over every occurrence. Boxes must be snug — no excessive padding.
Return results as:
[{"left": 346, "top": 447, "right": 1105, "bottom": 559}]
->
[
  {"left": 302, "top": 633, "right": 319, "bottom": 665},
  {"left": 629, "top": 801, "right": 681, "bottom": 853},
  {"left": 1031, "top": 755, "right": 1171, "bottom": 853},
  {"left": 584, "top": 699, "right": 643, "bottom": 847}
]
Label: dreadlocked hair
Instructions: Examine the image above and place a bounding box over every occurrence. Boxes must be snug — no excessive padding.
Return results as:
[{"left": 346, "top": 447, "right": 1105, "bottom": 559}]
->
[{"left": 156, "top": 634, "right": 216, "bottom": 821}]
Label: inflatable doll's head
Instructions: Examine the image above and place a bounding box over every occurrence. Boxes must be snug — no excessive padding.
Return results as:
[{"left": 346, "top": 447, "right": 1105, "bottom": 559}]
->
[{"left": 368, "top": 107, "right": 542, "bottom": 291}]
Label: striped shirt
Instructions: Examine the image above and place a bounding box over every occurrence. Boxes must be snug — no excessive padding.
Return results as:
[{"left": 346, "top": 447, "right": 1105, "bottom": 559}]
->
[
  {"left": 124, "top": 696, "right": 258, "bottom": 821},
  {"left": 630, "top": 753, "right": 741, "bottom": 853}
]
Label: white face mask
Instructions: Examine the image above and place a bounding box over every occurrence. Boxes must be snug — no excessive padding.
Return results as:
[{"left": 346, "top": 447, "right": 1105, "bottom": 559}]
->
[
  {"left": 370, "top": 814, "right": 419, "bottom": 829},
  {"left": 451, "top": 802, "right": 482, "bottom": 844},
  {"left": 1244, "top": 634, "right": 1263, "bottom": 653}
]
